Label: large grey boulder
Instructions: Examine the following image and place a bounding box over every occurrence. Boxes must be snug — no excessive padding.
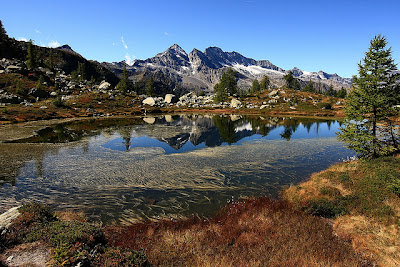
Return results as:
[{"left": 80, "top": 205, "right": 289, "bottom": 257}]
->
[
  {"left": 230, "top": 98, "right": 242, "bottom": 109},
  {"left": 5, "top": 65, "right": 22, "bottom": 74},
  {"left": 99, "top": 81, "right": 111, "bottom": 90},
  {"left": 142, "top": 97, "right": 156, "bottom": 106},
  {"left": 143, "top": 117, "right": 156, "bottom": 124},
  {"left": 0, "top": 206, "right": 20, "bottom": 234},
  {"left": 0, "top": 93, "right": 22, "bottom": 104},
  {"left": 268, "top": 90, "right": 278, "bottom": 97},
  {"left": 164, "top": 94, "right": 175, "bottom": 104}
]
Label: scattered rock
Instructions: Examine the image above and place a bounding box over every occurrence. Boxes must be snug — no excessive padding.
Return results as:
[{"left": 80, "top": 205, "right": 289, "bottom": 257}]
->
[
  {"left": 143, "top": 117, "right": 156, "bottom": 124},
  {"left": 99, "top": 81, "right": 111, "bottom": 90},
  {"left": 61, "top": 95, "right": 75, "bottom": 101},
  {"left": 164, "top": 94, "right": 175, "bottom": 104},
  {"left": 5, "top": 65, "right": 22, "bottom": 73},
  {"left": 164, "top": 115, "right": 174, "bottom": 122},
  {"left": 0, "top": 206, "right": 20, "bottom": 232},
  {"left": 230, "top": 98, "right": 242, "bottom": 109},
  {"left": 143, "top": 97, "right": 156, "bottom": 106},
  {"left": 268, "top": 90, "right": 278, "bottom": 97},
  {"left": 0, "top": 93, "right": 22, "bottom": 104}
]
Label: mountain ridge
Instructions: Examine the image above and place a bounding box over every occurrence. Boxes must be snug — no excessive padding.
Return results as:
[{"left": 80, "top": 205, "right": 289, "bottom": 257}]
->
[{"left": 105, "top": 44, "right": 352, "bottom": 93}]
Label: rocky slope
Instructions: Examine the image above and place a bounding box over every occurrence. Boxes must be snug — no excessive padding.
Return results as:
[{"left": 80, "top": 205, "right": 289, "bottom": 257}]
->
[{"left": 105, "top": 44, "right": 352, "bottom": 94}]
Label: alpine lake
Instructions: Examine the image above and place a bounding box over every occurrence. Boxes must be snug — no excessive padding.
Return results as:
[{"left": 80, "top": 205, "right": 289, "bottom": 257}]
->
[{"left": 0, "top": 114, "right": 354, "bottom": 224}]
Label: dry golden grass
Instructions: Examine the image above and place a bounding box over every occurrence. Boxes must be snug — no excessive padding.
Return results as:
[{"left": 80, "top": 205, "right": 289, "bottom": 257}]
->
[
  {"left": 284, "top": 156, "right": 400, "bottom": 267},
  {"left": 283, "top": 162, "right": 354, "bottom": 205},
  {"left": 334, "top": 215, "right": 400, "bottom": 267},
  {"left": 104, "top": 198, "right": 369, "bottom": 266}
]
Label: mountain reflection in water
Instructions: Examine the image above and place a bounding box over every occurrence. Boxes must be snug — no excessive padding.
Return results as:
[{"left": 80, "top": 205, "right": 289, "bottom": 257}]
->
[
  {"left": 0, "top": 115, "right": 351, "bottom": 224},
  {"left": 102, "top": 115, "right": 340, "bottom": 154}
]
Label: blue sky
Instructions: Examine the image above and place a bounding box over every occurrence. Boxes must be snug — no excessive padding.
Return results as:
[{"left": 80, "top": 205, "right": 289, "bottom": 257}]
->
[{"left": 1, "top": 0, "right": 399, "bottom": 78}]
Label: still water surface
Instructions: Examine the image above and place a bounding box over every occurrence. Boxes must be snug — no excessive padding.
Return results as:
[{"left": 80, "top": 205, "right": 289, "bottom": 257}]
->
[{"left": 0, "top": 115, "right": 354, "bottom": 224}]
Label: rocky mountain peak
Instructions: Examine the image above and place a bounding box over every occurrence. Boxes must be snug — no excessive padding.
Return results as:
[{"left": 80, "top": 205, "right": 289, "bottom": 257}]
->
[
  {"left": 166, "top": 44, "right": 187, "bottom": 56},
  {"left": 56, "top": 44, "right": 81, "bottom": 57},
  {"left": 204, "top": 47, "right": 224, "bottom": 58},
  {"left": 291, "top": 67, "right": 304, "bottom": 77}
]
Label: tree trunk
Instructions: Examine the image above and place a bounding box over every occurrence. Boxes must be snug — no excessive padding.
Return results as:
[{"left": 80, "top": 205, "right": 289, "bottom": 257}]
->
[
  {"left": 372, "top": 108, "right": 377, "bottom": 158},
  {"left": 389, "top": 121, "right": 398, "bottom": 149}
]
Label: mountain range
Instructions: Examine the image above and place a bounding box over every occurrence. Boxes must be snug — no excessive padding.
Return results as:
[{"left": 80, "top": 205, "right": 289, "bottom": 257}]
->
[{"left": 103, "top": 44, "right": 352, "bottom": 93}]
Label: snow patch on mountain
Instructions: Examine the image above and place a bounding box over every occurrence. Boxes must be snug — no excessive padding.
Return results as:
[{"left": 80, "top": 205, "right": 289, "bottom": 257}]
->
[{"left": 232, "top": 63, "right": 284, "bottom": 77}]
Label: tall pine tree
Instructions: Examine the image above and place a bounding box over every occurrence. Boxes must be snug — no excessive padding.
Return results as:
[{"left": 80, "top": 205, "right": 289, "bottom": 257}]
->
[
  {"left": 260, "top": 75, "right": 270, "bottom": 90},
  {"left": 252, "top": 79, "right": 260, "bottom": 93},
  {"left": 337, "top": 35, "right": 400, "bottom": 158},
  {"left": 283, "top": 71, "right": 300, "bottom": 90},
  {"left": 145, "top": 77, "right": 155, "bottom": 96},
  {"left": 26, "top": 40, "right": 37, "bottom": 70},
  {"left": 117, "top": 66, "right": 132, "bottom": 93},
  {"left": 214, "top": 68, "right": 238, "bottom": 102}
]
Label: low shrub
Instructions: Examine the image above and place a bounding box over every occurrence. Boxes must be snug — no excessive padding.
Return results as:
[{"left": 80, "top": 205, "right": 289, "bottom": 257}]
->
[
  {"left": 52, "top": 97, "right": 64, "bottom": 108},
  {"left": 18, "top": 202, "right": 57, "bottom": 224},
  {"left": 302, "top": 197, "right": 349, "bottom": 218},
  {"left": 93, "top": 247, "right": 150, "bottom": 267},
  {"left": 319, "top": 186, "right": 342, "bottom": 197}
]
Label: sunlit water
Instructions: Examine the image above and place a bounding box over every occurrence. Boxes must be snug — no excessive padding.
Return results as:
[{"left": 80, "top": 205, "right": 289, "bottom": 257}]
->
[{"left": 0, "top": 115, "right": 354, "bottom": 224}]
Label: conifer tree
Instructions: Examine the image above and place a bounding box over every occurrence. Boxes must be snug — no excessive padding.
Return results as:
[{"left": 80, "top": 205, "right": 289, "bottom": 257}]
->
[
  {"left": 252, "top": 79, "right": 260, "bottom": 93},
  {"left": 303, "top": 80, "right": 314, "bottom": 92},
  {"left": 77, "top": 62, "right": 86, "bottom": 82},
  {"left": 337, "top": 87, "right": 347, "bottom": 98},
  {"left": 214, "top": 68, "right": 238, "bottom": 102},
  {"left": 337, "top": 35, "right": 400, "bottom": 158},
  {"left": 260, "top": 75, "right": 270, "bottom": 90},
  {"left": 117, "top": 66, "right": 132, "bottom": 93},
  {"left": 26, "top": 40, "right": 37, "bottom": 70},
  {"left": 0, "top": 20, "right": 6, "bottom": 37},
  {"left": 36, "top": 75, "right": 44, "bottom": 89},
  {"left": 283, "top": 71, "right": 300, "bottom": 90},
  {"left": 16, "top": 79, "right": 24, "bottom": 95},
  {"left": 46, "top": 49, "right": 54, "bottom": 70},
  {"left": 145, "top": 77, "right": 155, "bottom": 96}
]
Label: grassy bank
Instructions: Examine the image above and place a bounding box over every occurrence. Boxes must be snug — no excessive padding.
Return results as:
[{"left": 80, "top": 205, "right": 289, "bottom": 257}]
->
[{"left": 284, "top": 155, "right": 400, "bottom": 266}]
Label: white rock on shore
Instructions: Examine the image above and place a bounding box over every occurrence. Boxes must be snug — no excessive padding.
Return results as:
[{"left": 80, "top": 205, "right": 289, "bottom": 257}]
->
[{"left": 0, "top": 206, "right": 20, "bottom": 233}]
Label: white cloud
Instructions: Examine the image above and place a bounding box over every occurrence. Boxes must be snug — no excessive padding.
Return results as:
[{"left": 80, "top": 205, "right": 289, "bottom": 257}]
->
[
  {"left": 125, "top": 53, "right": 135, "bottom": 66},
  {"left": 164, "top": 32, "right": 169, "bottom": 36},
  {"left": 17, "top": 37, "right": 28, "bottom": 42},
  {"left": 35, "top": 29, "right": 41, "bottom": 34},
  {"left": 48, "top": 40, "right": 60, "bottom": 48},
  {"left": 120, "top": 36, "right": 135, "bottom": 65},
  {"left": 121, "top": 37, "right": 128, "bottom": 49}
]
